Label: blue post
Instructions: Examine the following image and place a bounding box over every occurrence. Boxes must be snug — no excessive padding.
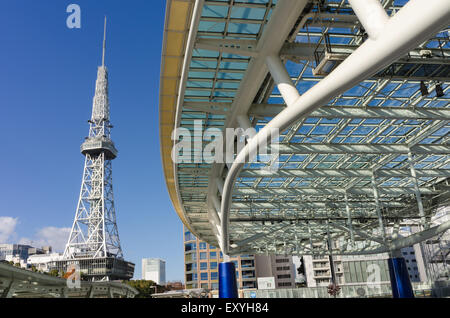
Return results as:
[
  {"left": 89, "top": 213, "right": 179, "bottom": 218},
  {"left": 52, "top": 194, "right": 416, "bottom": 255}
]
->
[
  {"left": 387, "top": 257, "right": 415, "bottom": 298},
  {"left": 219, "top": 262, "right": 238, "bottom": 298}
]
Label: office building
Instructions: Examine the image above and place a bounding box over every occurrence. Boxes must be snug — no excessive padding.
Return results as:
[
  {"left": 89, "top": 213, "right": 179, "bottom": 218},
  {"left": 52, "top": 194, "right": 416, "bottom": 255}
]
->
[
  {"left": 142, "top": 258, "right": 166, "bottom": 285},
  {"left": 255, "top": 255, "right": 295, "bottom": 289},
  {"left": 184, "top": 227, "right": 257, "bottom": 290}
]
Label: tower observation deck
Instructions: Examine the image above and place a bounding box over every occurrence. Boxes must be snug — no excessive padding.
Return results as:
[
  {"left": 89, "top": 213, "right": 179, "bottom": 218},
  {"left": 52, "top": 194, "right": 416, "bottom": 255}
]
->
[{"left": 53, "top": 18, "right": 134, "bottom": 281}]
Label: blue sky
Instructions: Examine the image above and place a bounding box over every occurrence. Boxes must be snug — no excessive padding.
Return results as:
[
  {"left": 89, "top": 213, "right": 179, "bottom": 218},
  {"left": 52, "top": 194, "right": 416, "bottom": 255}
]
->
[{"left": 0, "top": 0, "right": 185, "bottom": 281}]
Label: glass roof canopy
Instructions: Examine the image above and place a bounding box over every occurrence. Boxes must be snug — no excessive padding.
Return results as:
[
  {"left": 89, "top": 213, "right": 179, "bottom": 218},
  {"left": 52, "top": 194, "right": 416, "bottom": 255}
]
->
[{"left": 160, "top": 0, "right": 450, "bottom": 256}]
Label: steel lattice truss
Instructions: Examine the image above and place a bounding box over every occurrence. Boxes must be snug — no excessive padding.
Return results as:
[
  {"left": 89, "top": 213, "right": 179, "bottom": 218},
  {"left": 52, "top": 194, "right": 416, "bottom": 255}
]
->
[
  {"left": 64, "top": 61, "right": 123, "bottom": 261},
  {"left": 161, "top": 0, "right": 450, "bottom": 256}
]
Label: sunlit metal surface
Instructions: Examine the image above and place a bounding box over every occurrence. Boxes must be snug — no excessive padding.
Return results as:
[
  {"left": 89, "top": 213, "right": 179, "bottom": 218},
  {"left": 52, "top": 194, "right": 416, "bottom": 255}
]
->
[{"left": 160, "top": 0, "right": 450, "bottom": 256}]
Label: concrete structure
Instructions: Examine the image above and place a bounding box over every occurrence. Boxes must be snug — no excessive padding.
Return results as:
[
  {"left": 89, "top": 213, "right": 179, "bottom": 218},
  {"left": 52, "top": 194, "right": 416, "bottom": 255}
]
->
[
  {"left": 255, "top": 255, "right": 295, "bottom": 289},
  {"left": 27, "top": 253, "right": 64, "bottom": 272},
  {"left": 0, "top": 244, "right": 60, "bottom": 271},
  {"left": 0, "top": 262, "right": 137, "bottom": 298},
  {"left": 142, "top": 258, "right": 166, "bottom": 285},
  {"left": 0, "top": 244, "right": 34, "bottom": 262},
  {"left": 55, "top": 18, "right": 134, "bottom": 281}
]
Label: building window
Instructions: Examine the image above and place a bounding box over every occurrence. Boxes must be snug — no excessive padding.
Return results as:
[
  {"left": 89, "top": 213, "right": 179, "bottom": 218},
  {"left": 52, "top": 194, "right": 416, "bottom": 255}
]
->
[
  {"left": 211, "top": 272, "right": 218, "bottom": 280},
  {"left": 210, "top": 251, "right": 217, "bottom": 258},
  {"left": 277, "top": 274, "right": 291, "bottom": 279},
  {"left": 201, "top": 272, "right": 208, "bottom": 281},
  {"left": 241, "top": 260, "right": 255, "bottom": 268},
  {"left": 278, "top": 282, "right": 292, "bottom": 287},
  {"left": 200, "top": 262, "right": 208, "bottom": 270},
  {"left": 200, "top": 252, "right": 207, "bottom": 260},
  {"left": 184, "top": 231, "right": 196, "bottom": 242},
  {"left": 275, "top": 259, "right": 289, "bottom": 263},
  {"left": 210, "top": 262, "right": 217, "bottom": 270},
  {"left": 199, "top": 242, "right": 207, "bottom": 250},
  {"left": 185, "top": 243, "right": 196, "bottom": 252}
]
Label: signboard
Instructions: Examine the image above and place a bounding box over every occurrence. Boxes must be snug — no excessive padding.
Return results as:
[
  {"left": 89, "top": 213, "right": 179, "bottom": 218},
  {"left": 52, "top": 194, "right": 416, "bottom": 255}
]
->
[{"left": 257, "top": 277, "right": 275, "bottom": 290}]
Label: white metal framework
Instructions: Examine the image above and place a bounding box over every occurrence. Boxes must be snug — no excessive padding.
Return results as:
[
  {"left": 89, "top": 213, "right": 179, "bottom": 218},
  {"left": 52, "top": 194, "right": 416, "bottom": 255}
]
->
[
  {"left": 64, "top": 20, "right": 123, "bottom": 263},
  {"left": 160, "top": 0, "right": 450, "bottom": 261}
]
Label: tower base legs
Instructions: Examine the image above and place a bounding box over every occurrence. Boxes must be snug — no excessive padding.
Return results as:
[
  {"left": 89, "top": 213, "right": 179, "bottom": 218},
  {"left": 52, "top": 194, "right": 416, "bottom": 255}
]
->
[
  {"left": 219, "top": 262, "right": 238, "bottom": 298},
  {"left": 387, "top": 257, "right": 415, "bottom": 298}
]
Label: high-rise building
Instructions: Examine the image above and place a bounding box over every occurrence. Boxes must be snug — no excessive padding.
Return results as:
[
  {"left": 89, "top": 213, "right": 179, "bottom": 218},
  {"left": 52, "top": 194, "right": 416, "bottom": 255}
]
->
[
  {"left": 142, "top": 258, "right": 166, "bottom": 285},
  {"left": 0, "top": 244, "right": 34, "bottom": 262},
  {"left": 298, "top": 240, "right": 392, "bottom": 288},
  {"left": 184, "top": 227, "right": 257, "bottom": 290},
  {"left": 50, "top": 19, "right": 134, "bottom": 281},
  {"left": 254, "top": 255, "right": 295, "bottom": 289}
]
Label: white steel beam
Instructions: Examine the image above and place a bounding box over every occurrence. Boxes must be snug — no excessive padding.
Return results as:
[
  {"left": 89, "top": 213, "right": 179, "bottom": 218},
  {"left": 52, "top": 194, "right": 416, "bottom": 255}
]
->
[
  {"left": 347, "top": 0, "right": 390, "bottom": 40},
  {"left": 183, "top": 101, "right": 450, "bottom": 119},
  {"left": 249, "top": 105, "right": 450, "bottom": 120},
  {"left": 237, "top": 168, "right": 450, "bottom": 179},
  {"left": 228, "top": 186, "right": 436, "bottom": 196},
  {"left": 276, "top": 143, "right": 448, "bottom": 155}
]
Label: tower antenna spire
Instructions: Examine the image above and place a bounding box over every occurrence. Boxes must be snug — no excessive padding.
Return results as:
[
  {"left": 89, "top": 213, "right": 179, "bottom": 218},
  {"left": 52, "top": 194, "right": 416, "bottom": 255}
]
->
[{"left": 102, "top": 16, "right": 107, "bottom": 67}]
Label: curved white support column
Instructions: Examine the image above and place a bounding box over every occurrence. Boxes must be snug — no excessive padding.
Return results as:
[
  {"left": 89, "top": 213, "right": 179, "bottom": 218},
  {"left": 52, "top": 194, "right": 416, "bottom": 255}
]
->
[
  {"left": 348, "top": 0, "right": 389, "bottom": 39},
  {"left": 266, "top": 55, "right": 300, "bottom": 106},
  {"left": 219, "top": 0, "right": 450, "bottom": 255}
]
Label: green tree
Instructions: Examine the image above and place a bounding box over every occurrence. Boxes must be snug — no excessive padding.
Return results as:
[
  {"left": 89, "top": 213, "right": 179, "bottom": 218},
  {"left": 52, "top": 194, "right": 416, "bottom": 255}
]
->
[
  {"left": 126, "top": 280, "right": 162, "bottom": 298},
  {"left": 49, "top": 269, "right": 60, "bottom": 277}
]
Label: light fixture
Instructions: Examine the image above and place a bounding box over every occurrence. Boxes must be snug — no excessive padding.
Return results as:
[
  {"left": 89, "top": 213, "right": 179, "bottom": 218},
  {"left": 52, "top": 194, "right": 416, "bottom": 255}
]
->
[
  {"left": 436, "top": 83, "right": 445, "bottom": 97},
  {"left": 420, "top": 81, "right": 429, "bottom": 96}
]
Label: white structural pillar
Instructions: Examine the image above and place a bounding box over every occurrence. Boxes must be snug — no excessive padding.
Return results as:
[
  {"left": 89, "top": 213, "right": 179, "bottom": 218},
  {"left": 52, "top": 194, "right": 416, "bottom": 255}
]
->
[
  {"left": 266, "top": 55, "right": 301, "bottom": 106},
  {"left": 347, "top": 0, "right": 389, "bottom": 39},
  {"left": 344, "top": 192, "right": 355, "bottom": 246},
  {"left": 371, "top": 172, "right": 387, "bottom": 243},
  {"left": 407, "top": 150, "right": 427, "bottom": 229}
]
